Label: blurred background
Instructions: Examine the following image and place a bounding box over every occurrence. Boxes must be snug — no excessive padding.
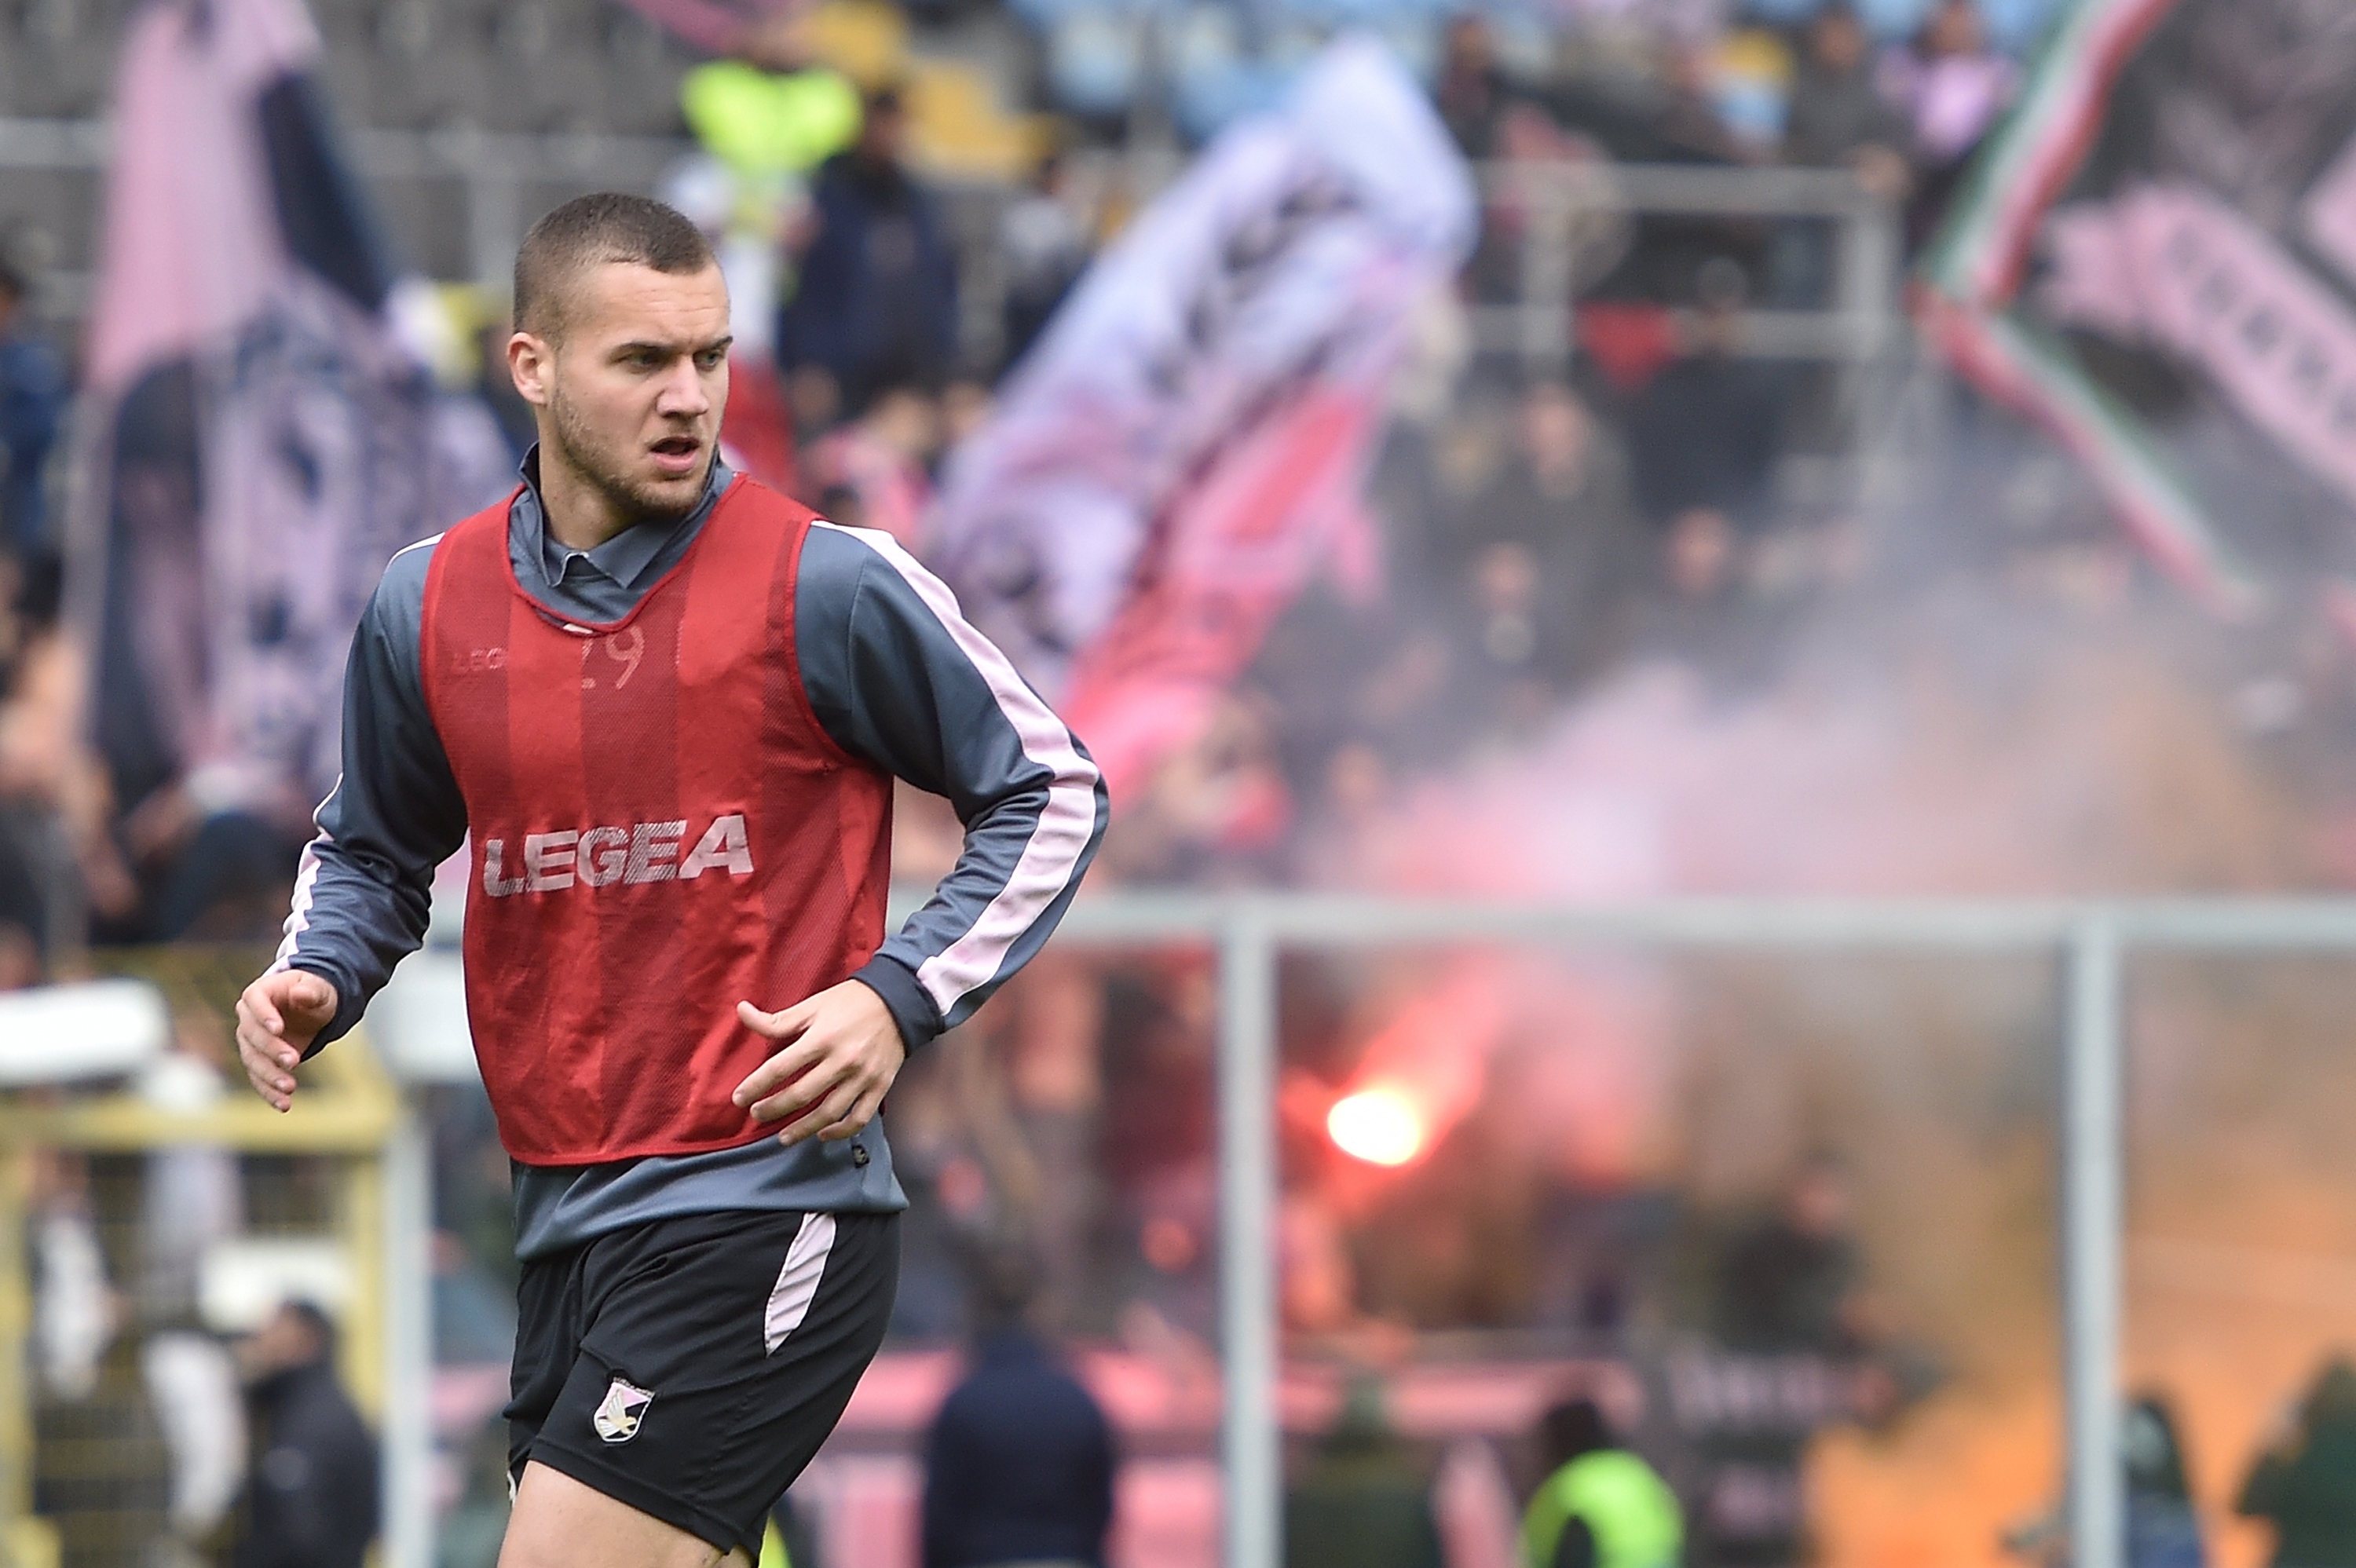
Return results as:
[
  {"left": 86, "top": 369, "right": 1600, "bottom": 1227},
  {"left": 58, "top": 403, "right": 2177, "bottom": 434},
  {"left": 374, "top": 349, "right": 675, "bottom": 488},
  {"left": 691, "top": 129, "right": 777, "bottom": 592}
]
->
[{"left": 7, "top": 0, "right": 2356, "bottom": 1565}]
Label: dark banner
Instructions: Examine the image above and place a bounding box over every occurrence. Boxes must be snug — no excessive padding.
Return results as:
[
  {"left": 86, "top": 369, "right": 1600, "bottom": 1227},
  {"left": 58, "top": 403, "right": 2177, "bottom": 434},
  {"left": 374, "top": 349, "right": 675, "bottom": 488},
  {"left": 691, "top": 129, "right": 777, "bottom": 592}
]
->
[{"left": 1926, "top": 0, "right": 2356, "bottom": 609}]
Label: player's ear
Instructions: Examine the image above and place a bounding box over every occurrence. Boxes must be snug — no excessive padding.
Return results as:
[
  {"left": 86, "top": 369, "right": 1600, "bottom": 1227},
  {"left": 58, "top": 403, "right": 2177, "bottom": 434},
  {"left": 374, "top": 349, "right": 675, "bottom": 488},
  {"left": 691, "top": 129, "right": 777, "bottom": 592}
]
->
[{"left": 507, "top": 330, "right": 554, "bottom": 408}]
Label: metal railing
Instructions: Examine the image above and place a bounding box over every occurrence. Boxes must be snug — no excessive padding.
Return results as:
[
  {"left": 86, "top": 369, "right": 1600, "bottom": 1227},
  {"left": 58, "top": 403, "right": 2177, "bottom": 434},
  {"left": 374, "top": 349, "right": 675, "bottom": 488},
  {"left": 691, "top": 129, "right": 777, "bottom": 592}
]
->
[
  {"left": 1472, "top": 159, "right": 1902, "bottom": 367},
  {"left": 382, "top": 884, "right": 2356, "bottom": 1567},
  {"left": 0, "top": 956, "right": 430, "bottom": 1568},
  {"left": 1008, "top": 890, "right": 2356, "bottom": 1568},
  {"left": 0, "top": 115, "right": 1901, "bottom": 368},
  {"left": 0, "top": 115, "right": 689, "bottom": 302}
]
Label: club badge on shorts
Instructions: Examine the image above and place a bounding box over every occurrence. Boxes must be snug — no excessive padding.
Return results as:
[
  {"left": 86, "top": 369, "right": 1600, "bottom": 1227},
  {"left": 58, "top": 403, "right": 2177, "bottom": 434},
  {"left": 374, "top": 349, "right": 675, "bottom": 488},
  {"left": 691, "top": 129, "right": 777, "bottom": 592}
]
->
[{"left": 592, "top": 1376, "right": 655, "bottom": 1444}]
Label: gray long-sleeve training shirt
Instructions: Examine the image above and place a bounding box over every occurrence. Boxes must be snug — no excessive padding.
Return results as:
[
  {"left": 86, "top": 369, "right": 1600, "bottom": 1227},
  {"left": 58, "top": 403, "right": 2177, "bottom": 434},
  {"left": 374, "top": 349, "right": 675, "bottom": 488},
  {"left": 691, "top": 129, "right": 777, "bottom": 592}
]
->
[{"left": 273, "top": 455, "right": 1107, "bottom": 1259}]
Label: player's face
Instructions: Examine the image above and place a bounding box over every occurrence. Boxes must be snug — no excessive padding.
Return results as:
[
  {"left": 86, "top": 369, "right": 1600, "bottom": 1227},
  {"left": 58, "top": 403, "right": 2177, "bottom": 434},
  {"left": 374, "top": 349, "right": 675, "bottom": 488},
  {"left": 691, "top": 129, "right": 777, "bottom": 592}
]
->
[{"left": 535, "top": 261, "right": 731, "bottom": 520}]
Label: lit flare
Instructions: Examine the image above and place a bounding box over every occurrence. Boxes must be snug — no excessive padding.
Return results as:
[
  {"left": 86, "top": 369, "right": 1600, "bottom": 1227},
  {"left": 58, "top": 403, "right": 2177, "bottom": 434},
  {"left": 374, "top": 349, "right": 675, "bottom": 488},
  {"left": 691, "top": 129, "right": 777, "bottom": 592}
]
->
[{"left": 1327, "top": 1087, "right": 1425, "bottom": 1167}]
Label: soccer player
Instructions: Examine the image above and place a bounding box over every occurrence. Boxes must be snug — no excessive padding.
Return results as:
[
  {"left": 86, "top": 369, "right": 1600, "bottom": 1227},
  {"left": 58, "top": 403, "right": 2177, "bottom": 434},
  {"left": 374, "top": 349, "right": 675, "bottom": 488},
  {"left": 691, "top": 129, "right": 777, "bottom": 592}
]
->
[{"left": 231, "top": 193, "right": 1106, "bottom": 1568}]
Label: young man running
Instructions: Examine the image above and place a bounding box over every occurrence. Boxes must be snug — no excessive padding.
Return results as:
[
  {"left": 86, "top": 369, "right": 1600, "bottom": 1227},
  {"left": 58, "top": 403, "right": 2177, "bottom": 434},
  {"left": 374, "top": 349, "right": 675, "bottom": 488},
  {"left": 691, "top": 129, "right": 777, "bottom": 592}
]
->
[{"left": 232, "top": 193, "right": 1106, "bottom": 1568}]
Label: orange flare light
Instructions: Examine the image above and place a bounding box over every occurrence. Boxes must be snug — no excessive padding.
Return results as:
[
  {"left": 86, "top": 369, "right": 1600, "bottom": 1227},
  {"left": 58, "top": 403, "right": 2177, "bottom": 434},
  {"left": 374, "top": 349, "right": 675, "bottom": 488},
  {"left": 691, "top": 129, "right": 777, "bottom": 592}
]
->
[{"left": 1327, "top": 1087, "right": 1425, "bottom": 1167}]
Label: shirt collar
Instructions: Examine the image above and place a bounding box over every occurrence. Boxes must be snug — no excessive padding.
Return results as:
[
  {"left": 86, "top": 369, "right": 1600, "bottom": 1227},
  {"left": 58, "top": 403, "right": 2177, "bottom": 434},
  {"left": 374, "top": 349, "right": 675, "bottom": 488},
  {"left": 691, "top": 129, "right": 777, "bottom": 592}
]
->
[
  {"left": 515, "top": 444, "right": 733, "bottom": 592},
  {"left": 976, "top": 1327, "right": 1046, "bottom": 1366}
]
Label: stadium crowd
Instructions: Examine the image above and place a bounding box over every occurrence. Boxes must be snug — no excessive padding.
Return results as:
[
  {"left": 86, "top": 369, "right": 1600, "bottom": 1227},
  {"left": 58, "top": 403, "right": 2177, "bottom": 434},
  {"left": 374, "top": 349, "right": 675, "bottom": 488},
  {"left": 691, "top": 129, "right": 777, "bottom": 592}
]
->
[
  {"left": 0, "top": 9, "right": 2149, "bottom": 1555},
  {"left": 21, "top": 1, "right": 2356, "bottom": 1566},
  {"left": 0, "top": 0, "right": 2056, "bottom": 964}
]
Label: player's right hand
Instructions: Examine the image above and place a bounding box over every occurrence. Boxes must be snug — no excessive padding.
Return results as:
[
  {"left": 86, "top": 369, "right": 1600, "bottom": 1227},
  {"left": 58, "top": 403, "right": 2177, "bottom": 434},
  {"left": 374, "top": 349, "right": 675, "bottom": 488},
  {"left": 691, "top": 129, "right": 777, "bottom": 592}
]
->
[{"left": 234, "top": 970, "right": 339, "bottom": 1113}]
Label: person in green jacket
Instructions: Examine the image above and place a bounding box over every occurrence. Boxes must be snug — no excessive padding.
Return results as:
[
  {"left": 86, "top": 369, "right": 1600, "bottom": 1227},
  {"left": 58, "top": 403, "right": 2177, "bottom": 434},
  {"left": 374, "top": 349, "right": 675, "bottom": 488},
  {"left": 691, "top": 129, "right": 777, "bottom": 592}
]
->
[
  {"left": 1284, "top": 1375, "right": 1445, "bottom": 1568},
  {"left": 2240, "top": 1358, "right": 2356, "bottom": 1568},
  {"left": 1524, "top": 1399, "right": 1683, "bottom": 1568}
]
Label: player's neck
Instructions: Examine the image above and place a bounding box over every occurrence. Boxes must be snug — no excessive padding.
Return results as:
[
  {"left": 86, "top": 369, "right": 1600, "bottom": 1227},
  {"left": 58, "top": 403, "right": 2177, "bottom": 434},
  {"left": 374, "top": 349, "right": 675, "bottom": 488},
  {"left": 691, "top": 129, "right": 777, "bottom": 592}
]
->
[{"left": 536, "top": 444, "right": 646, "bottom": 554}]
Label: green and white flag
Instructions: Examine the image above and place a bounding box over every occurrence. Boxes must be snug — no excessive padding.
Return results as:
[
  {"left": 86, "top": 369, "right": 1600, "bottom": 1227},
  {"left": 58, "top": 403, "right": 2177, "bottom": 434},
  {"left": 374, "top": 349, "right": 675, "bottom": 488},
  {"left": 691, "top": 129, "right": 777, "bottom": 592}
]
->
[{"left": 1924, "top": 0, "right": 2356, "bottom": 611}]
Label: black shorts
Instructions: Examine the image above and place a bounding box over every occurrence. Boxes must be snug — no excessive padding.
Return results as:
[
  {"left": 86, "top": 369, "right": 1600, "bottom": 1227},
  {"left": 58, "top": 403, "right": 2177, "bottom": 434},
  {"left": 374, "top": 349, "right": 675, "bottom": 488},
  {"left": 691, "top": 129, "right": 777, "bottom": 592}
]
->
[{"left": 506, "top": 1208, "right": 900, "bottom": 1556}]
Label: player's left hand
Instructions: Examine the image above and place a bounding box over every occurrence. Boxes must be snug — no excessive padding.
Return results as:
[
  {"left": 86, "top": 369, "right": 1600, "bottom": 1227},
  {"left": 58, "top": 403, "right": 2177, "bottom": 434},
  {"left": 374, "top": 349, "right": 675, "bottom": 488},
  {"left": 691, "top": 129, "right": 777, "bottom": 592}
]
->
[{"left": 732, "top": 980, "right": 907, "bottom": 1147}]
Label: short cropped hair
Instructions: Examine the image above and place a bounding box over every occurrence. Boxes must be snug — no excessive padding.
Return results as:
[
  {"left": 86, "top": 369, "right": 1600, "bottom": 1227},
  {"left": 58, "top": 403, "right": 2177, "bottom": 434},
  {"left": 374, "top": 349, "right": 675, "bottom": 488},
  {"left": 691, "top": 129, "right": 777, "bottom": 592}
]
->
[
  {"left": 512, "top": 192, "right": 715, "bottom": 341},
  {"left": 1539, "top": 1398, "right": 1613, "bottom": 1470},
  {"left": 280, "top": 1298, "right": 339, "bottom": 1358}
]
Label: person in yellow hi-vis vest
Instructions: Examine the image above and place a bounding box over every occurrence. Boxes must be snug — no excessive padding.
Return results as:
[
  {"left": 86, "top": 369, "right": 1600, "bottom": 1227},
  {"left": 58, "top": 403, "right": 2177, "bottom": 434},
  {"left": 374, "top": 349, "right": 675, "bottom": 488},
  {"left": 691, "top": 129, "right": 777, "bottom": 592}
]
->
[{"left": 1523, "top": 1399, "right": 1684, "bottom": 1568}]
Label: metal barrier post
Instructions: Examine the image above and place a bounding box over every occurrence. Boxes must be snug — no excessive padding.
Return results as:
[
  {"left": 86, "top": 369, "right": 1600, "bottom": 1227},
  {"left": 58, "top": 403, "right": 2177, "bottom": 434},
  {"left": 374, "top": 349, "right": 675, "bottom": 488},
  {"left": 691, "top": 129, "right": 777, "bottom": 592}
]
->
[
  {"left": 382, "top": 1112, "right": 435, "bottom": 1568},
  {"left": 465, "top": 160, "right": 522, "bottom": 296},
  {"left": 2065, "top": 917, "right": 2124, "bottom": 1568},
  {"left": 1520, "top": 168, "right": 1576, "bottom": 374},
  {"left": 1217, "top": 907, "right": 1281, "bottom": 1568}
]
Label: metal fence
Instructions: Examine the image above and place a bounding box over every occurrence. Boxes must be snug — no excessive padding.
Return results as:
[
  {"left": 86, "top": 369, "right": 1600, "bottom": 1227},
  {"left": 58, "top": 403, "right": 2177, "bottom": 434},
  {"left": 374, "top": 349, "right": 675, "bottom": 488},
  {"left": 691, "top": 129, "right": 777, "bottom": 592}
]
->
[
  {"left": 1013, "top": 890, "right": 2356, "bottom": 1568},
  {"left": 0, "top": 115, "right": 1901, "bottom": 370},
  {"left": 0, "top": 946, "right": 430, "bottom": 1568},
  {"left": 43, "top": 892, "right": 2356, "bottom": 1564}
]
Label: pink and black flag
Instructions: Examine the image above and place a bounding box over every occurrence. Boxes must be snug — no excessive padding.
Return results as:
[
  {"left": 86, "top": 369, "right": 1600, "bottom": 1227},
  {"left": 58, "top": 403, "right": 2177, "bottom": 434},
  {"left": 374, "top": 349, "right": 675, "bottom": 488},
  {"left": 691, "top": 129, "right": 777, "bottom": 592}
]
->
[
  {"left": 927, "top": 38, "right": 1476, "bottom": 800},
  {"left": 79, "top": 0, "right": 507, "bottom": 836}
]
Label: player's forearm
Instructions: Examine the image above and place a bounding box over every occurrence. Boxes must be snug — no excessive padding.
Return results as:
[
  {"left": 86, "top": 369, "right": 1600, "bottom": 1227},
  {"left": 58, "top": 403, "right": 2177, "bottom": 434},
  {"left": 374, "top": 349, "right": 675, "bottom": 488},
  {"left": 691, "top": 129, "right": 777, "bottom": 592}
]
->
[
  {"left": 871, "top": 763, "right": 1108, "bottom": 1042},
  {"left": 272, "top": 832, "right": 434, "bottom": 1053},
  {"left": 274, "top": 548, "right": 467, "bottom": 1050}
]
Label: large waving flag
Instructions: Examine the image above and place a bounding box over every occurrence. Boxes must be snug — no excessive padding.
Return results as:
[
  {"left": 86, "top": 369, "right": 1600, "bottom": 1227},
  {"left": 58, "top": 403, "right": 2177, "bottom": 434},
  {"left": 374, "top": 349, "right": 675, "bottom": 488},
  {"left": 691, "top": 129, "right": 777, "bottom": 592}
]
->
[
  {"left": 1923, "top": 0, "right": 2356, "bottom": 613},
  {"left": 929, "top": 37, "right": 1476, "bottom": 798},
  {"left": 79, "top": 0, "right": 509, "bottom": 828}
]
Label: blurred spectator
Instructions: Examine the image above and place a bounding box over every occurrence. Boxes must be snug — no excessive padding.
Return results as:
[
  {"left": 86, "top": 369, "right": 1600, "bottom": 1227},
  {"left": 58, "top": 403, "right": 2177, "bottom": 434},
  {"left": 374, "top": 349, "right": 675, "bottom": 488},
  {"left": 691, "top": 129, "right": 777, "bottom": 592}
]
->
[
  {"left": 1405, "top": 542, "right": 1570, "bottom": 755},
  {"left": 1879, "top": 0, "right": 2019, "bottom": 250},
  {"left": 0, "top": 550, "right": 53, "bottom": 958},
  {"left": 1000, "top": 150, "right": 1092, "bottom": 375},
  {"left": 680, "top": 14, "right": 861, "bottom": 189},
  {"left": 779, "top": 86, "right": 960, "bottom": 429},
  {"left": 1776, "top": 4, "right": 1912, "bottom": 307},
  {"left": 1688, "top": 1155, "right": 1873, "bottom": 1568},
  {"left": 1655, "top": 41, "right": 1749, "bottom": 166},
  {"left": 132, "top": 1018, "right": 248, "bottom": 1560},
  {"left": 32, "top": 1150, "right": 116, "bottom": 1404},
  {"left": 138, "top": 1011, "right": 243, "bottom": 1317},
  {"left": 2239, "top": 1358, "right": 2356, "bottom": 1568},
  {"left": 0, "top": 247, "right": 64, "bottom": 564},
  {"left": 1522, "top": 1397, "right": 1683, "bottom": 1568},
  {"left": 231, "top": 1302, "right": 379, "bottom": 1568},
  {"left": 2006, "top": 1393, "right": 2205, "bottom": 1568},
  {"left": 132, "top": 1012, "right": 247, "bottom": 1554},
  {"left": 920, "top": 1245, "right": 1118, "bottom": 1568},
  {"left": 1112, "top": 689, "right": 1295, "bottom": 879},
  {"left": 2123, "top": 1395, "right": 2207, "bottom": 1568},
  {"left": 1623, "top": 260, "right": 1784, "bottom": 537},
  {"left": 1783, "top": 4, "right": 1912, "bottom": 184},
  {"left": 1622, "top": 505, "right": 1768, "bottom": 685},
  {"left": 673, "top": 16, "right": 861, "bottom": 497},
  {"left": 1, "top": 552, "right": 135, "bottom": 959},
  {"left": 1455, "top": 381, "right": 1645, "bottom": 685},
  {"left": 141, "top": 1327, "right": 247, "bottom": 1555},
  {"left": 1434, "top": 16, "right": 1513, "bottom": 160},
  {"left": 804, "top": 372, "right": 942, "bottom": 553},
  {"left": 1284, "top": 1374, "right": 1445, "bottom": 1568},
  {"left": 1712, "top": 1153, "right": 1868, "bottom": 1356}
]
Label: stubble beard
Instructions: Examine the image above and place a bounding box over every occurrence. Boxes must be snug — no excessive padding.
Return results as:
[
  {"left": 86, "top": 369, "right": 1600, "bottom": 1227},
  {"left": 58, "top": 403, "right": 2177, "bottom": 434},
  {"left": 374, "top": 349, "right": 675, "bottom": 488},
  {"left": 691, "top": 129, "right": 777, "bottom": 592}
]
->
[{"left": 547, "top": 382, "right": 709, "bottom": 521}]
